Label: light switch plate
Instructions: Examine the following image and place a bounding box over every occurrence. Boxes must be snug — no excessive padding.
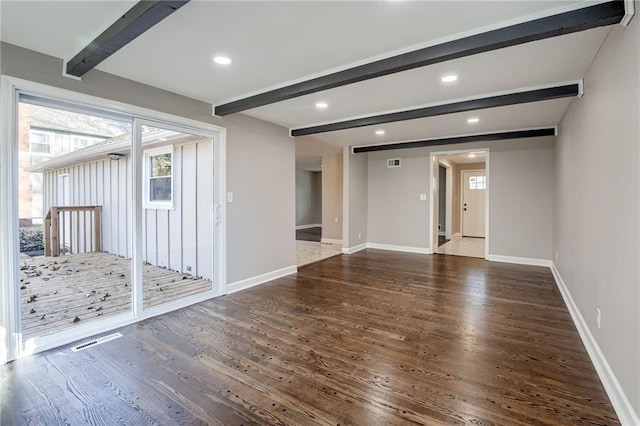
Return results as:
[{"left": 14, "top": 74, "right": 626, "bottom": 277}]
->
[
  {"left": 419, "top": 194, "right": 427, "bottom": 201},
  {"left": 227, "top": 192, "right": 233, "bottom": 203}
]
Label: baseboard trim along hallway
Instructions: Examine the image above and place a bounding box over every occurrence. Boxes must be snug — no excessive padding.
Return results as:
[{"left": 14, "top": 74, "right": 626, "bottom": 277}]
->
[{"left": 550, "top": 263, "right": 640, "bottom": 425}]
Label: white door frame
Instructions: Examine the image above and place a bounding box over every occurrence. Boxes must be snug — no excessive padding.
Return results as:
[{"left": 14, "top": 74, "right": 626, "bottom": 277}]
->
[
  {"left": 428, "top": 148, "right": 490, "bottom": 259},
  {"left": 437, "top": 161, "right": 453, "bottom": 240},
  {"left": 0, "top": 76, "right": 227, "bottom": 363}
]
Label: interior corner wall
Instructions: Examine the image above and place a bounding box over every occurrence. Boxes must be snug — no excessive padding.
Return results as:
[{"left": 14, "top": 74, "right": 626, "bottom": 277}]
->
[
  {"left": 345, "top": 148, "right": 368, "bottom": 249},
  {"left": 296, "top": 169, "right": 321, "bottom": 227},
  {"left": 366, "top": 137, "right": 554, "bottom": 258},
  {"left": 554, "top": 17, "right": 640, "bottom": 416},
  {"left": 0, "top": 42, "right": 296, "bottom": 286},
  {"left": 322, "top": 153, "right": 343, "bottom": 240}
]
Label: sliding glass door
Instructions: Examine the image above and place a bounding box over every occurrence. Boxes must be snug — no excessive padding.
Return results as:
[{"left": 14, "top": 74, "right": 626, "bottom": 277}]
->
[
  {"left": 17, "top": 97, "right": 133, "bottom": 343},
  {"left": 1, "top": 77, "right": 225, "bottom": 361},
  {"left": 133, "top": 121, "right": 216, "bottom": 310}
]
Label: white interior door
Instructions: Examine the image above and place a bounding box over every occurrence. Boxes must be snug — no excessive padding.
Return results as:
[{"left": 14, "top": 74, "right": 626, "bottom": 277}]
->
[{"left": 462, "top": 170, "right": 486, "bottom": 238}]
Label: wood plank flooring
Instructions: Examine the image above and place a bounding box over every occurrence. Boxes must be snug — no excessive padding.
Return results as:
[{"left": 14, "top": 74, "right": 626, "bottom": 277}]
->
[
  {"left": 19, "top": 252, "right": 212, "bottom": 338},
  {"left": 1, "top": 250, "right": 618, "bottom": 425}
]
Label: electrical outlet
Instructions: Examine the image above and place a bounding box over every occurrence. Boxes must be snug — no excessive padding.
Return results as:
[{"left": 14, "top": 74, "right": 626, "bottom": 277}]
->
[
  {"left": 334, "top": 217, "right": 339, "bottom": 223},
  {"left": 358, "top": 232, "right": 362, "bottom": 239},
  {"left": 555, "top": 251, "right": 559, "bottom": 261},
  {"left": 596, "top": 308, "right": 601, "bottom": 329}
]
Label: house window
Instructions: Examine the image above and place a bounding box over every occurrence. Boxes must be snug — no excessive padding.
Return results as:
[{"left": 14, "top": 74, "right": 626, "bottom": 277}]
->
[
  {"left": 29, "top": 131, "right": 51, "bottom": 155},
  {"left": 72, "top": 137, "right": 88, "bottom": 150},
  {"left": 469, "top": 175, "right": 486, "bottom": 190},
  {"left": 144, "top": 147, "right": 173, "bottom": 209}
]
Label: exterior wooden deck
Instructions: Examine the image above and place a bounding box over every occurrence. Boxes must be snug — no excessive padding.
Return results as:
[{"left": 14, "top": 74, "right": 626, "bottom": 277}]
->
[{"left": 20, "top": 252, "right": 212, "bottom": 338}]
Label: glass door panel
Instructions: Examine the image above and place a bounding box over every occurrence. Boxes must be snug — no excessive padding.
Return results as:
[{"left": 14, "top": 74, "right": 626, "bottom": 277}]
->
[
  {"left": 138, "top": 124, "right": 214, "bottom": 309},
  {"left": 17, "top": 99, "right": 132, "bottom": 341}
]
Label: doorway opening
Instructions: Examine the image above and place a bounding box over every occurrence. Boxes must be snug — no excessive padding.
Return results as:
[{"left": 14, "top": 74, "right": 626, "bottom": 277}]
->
[
  {"left": 294, "top": 154, "right": 343, "bottom": 267},
  {"left": 430, "top": 149, "right": 489, "bottom": 259}
]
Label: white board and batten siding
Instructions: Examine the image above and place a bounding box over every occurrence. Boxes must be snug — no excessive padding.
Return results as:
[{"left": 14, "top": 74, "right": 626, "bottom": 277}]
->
[{"left": 42, "top": 139, "right": 214, "bottom": 280}]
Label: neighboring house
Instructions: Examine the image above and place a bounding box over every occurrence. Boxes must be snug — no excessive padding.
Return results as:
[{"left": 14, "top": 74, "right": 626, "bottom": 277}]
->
[
  {"left": 28, "top": 127, "right": 214, "bottom": 279},
  {"left": 18, "top": 103, "right": 128, "bottom": 224}
]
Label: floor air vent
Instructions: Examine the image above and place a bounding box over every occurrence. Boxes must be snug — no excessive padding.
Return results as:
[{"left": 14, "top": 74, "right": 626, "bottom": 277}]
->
[{"left": 71, "top": 332, "right": 123, "bottom": 352}]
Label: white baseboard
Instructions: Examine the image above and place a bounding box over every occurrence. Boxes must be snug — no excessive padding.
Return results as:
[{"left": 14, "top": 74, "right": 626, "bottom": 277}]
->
[
  {"left": 226, "top": 265, "right": 297, "bottom": 295},
  {"left": 551, "top": 263, "right": 639, "bottom": 425},
  {"left": 487, "top": 254, "right": 552, "bottom": 267},
  {"left": 342, "top": 243, "right": 367, "bottom": 254},
  {"left": 367, "top": 243, "right": 431, "bottom": 255},
  {"left": 321, "top": 238, "right": 343, "bottom": 245},
  {"left": 296, "top": 224, "right": 322, "bottom": 230}
]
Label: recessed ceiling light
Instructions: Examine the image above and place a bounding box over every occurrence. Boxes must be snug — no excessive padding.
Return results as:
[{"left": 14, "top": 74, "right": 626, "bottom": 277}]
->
[
  {"left": 441, "top": 74, "right": 458, "bottom": 83},
  {"left": 468, "top": 153, "right": 477, "bottom": 158},
  {"left": 213, "top": 56, "right": 232, "bottom": 65},
  {"left": 375, "top": 129, "right": 386, "bottom": 136},
  {"left": 467, "top": 117, "right": 480, "bottom": 124},
  {"left": 315, "top": 102, "right": 328, "bottom": 109}
]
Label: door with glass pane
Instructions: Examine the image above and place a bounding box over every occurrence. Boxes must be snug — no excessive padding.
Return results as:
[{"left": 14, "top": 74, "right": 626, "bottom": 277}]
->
[
  {"left": 137, "top": 122, "right": 215, "bottom": 309},
  {"left": 17, "top": 98, "right": 133, "bottom": 341},
  {"left": 462, "top": 170, "right": 486, "bottom": 238}
]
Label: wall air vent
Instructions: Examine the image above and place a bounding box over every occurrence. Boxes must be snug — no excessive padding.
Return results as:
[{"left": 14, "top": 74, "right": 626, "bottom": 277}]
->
[
  {"left": 71, "top": 332, "right": 123, "bottom": 352},
  {"left": 387, "top": 158, "right": 401, "bottom": 168}
]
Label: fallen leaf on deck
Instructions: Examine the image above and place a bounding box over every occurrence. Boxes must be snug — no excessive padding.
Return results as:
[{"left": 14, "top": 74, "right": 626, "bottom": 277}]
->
[
  {"left": 29, "top": 308, "right": 36, "bottom": 314},
  {"left": 72, "top": 316, "right": 81, "bottom": 323}
]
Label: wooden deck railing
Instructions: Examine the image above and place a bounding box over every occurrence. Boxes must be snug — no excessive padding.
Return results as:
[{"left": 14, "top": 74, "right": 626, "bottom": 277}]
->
[{"left": 44, "top": 206, "right": 102, "bottom": 257}]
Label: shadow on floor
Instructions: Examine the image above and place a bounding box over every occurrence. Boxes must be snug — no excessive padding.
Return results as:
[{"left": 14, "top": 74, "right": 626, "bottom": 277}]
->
[{"left": 296, "top": 227, "right": 321, "bottom": 242}]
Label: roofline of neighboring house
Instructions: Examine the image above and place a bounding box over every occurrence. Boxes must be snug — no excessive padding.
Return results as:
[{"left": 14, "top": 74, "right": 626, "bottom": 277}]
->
[
  {"left": 29, "top": 125, "right": 117, "bottom": 140},
  {"left": 26, "top": 129, "right": 193, "bottom": 172}
]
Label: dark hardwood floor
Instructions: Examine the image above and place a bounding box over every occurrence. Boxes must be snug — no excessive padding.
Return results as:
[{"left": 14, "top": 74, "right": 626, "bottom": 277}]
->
[
  {"left": 1, "top": 250, "right": 618, "bottom": 425},
  {"left": 296, "top": 226, "right": 322, "bottom": 242}
]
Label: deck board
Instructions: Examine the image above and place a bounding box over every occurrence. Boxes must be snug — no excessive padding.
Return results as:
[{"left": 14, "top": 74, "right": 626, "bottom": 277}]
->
[{"left": 19, "top": 252, "right": 212, "bottom": 338}]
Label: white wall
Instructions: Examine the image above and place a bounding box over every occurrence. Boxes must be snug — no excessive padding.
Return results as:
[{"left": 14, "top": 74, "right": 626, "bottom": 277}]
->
[
  {"left": 554, "top": 17, "right": 639, "bottom": 418},
  {"left": 366, "top": 137, "right": 554, "bottom": 259}
]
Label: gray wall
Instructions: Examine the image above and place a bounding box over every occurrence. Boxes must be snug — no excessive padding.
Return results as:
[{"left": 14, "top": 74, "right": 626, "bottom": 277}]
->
[
  {"left": 1, "top": 42, "right": 296, "bottom": 287},
  {"left": 295, "top": 170, "right": 321, "bottom": 226},
  {"left": 321, "top": 154, "right": 343, "bottom": 240},
  {"left": 344, "top": 147, "right": 368, "bottom": 249},
  {"left": 554, "top": 19, "right": 640, "bottom": 414},
  {"left": 366, "top": 137, "right": 554, "bottom": 259}
]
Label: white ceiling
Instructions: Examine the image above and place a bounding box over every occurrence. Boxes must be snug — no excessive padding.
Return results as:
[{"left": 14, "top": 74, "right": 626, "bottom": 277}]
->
[
  {"left": 0, "top": 1, "right": 617, "bottom": 161},
  {"left": 440, "top": 152, "right": 487, "bottom": 165}
]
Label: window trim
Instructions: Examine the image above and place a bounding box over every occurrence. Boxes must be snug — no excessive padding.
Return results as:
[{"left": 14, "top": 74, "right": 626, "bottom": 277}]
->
[{"left": 143, "top": 145, "right": 174, "bottom": 210}]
